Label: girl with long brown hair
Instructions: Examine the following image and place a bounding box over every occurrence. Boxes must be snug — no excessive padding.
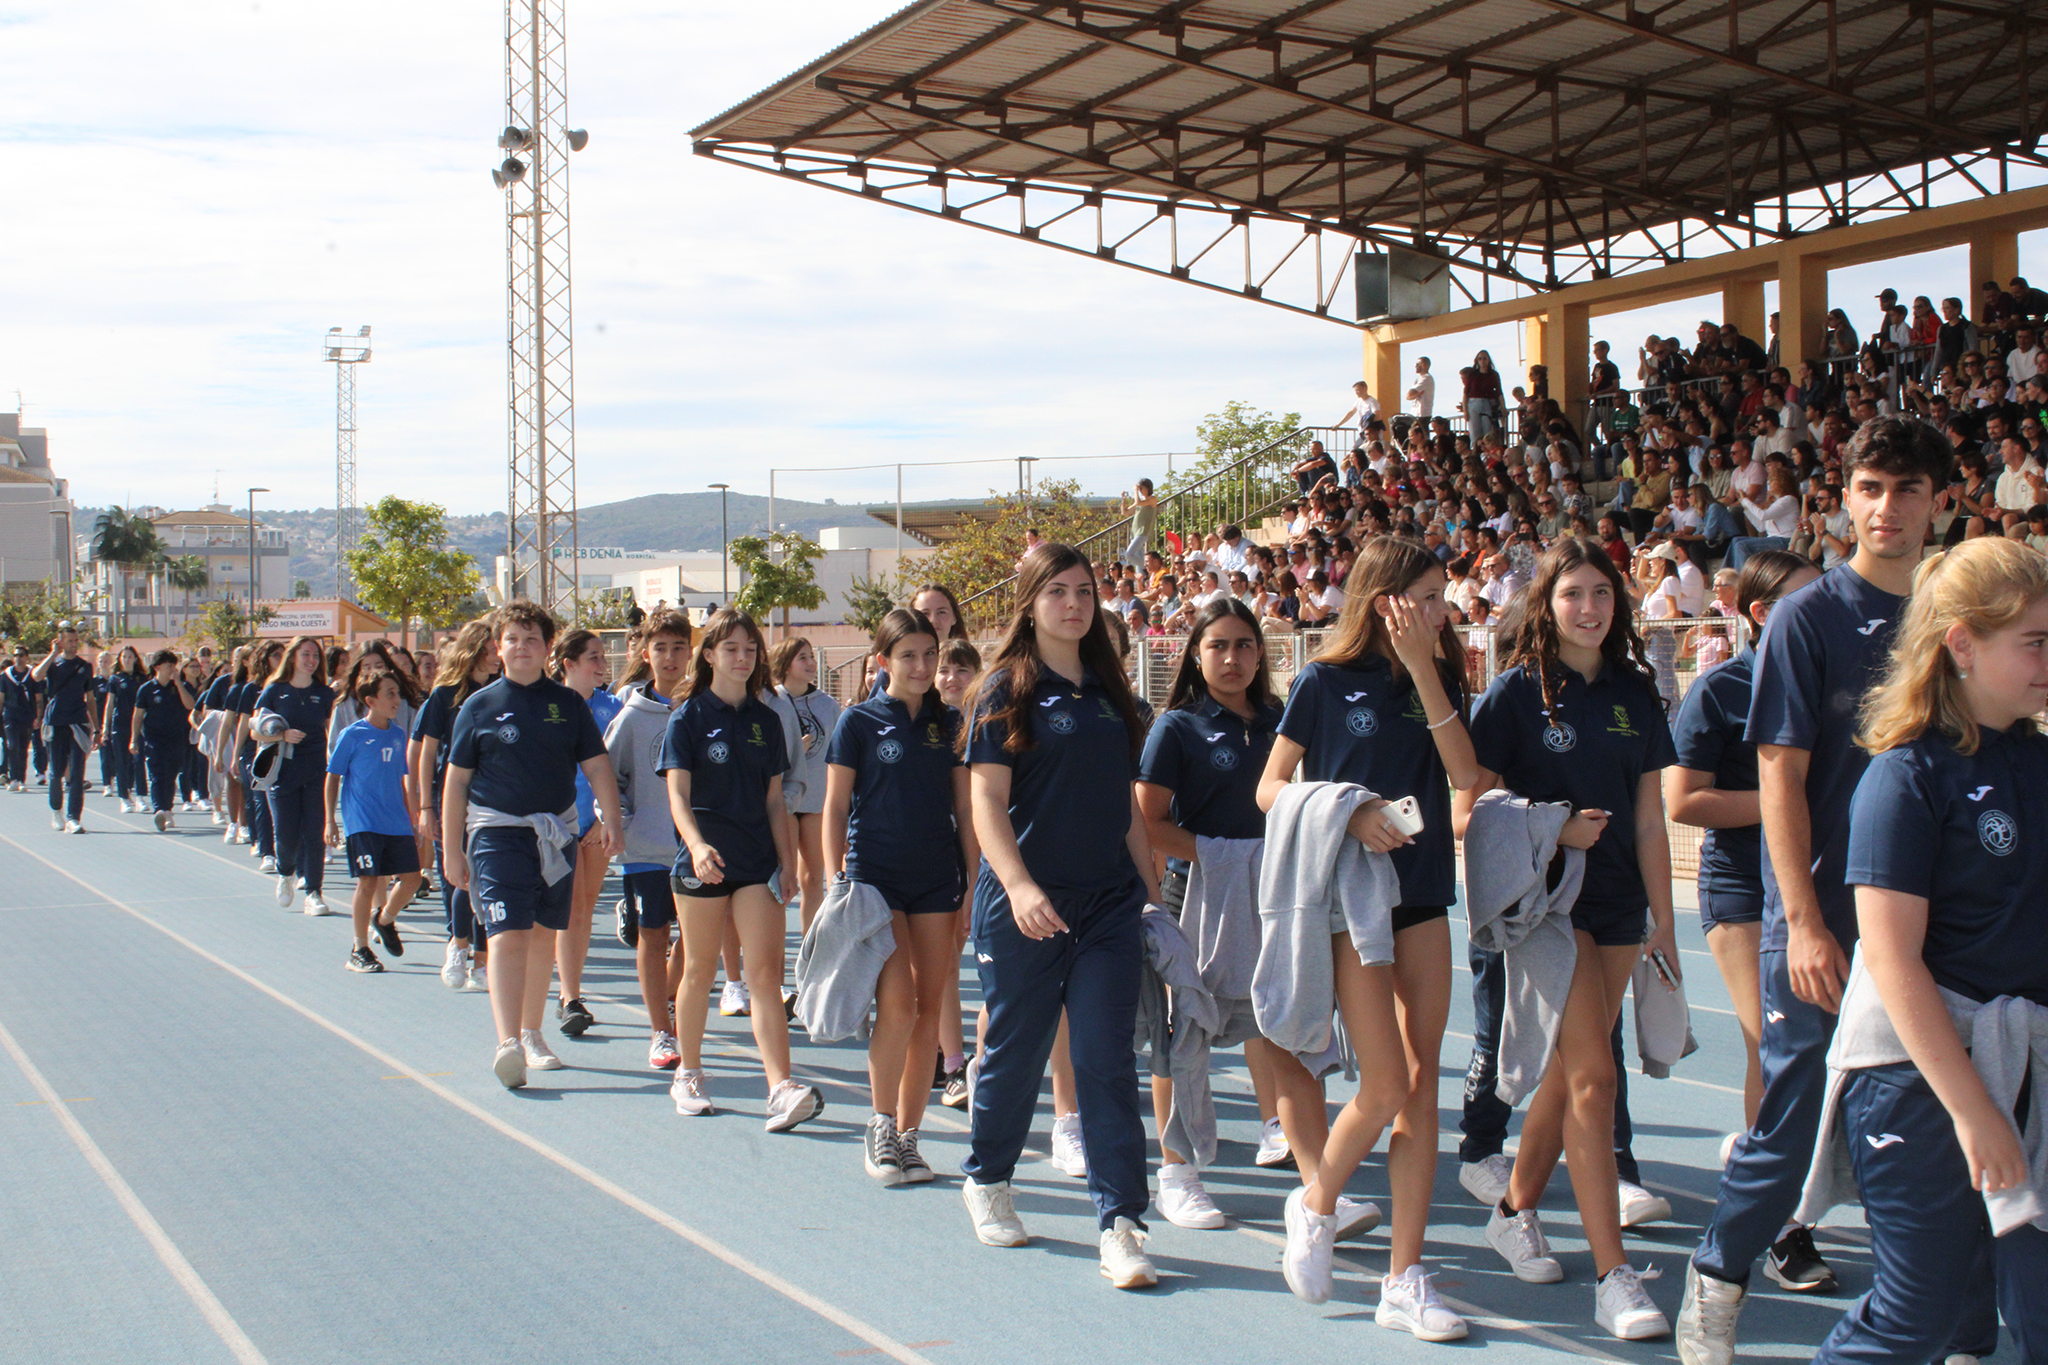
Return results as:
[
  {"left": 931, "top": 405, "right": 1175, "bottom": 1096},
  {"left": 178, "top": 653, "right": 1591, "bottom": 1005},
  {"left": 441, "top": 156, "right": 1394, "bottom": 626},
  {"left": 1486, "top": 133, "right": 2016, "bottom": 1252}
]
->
[
  {"left": 226, "top": 639, "right": 286, "bottom": 867},
  {"left": 957, "top": 543, "right": 1161, "bottom": 1289},
  {"left": 547, "top": 628, "right": 622, "bottom": 1040},
  {"left": 413, "top": 619, "right": 500, "bottom": 992},
  {"left": 659, "top": 608, "right": 823, "bottom": 1132},
  {"left": 1256, "top": 537, "right": 1477, "bottom": 1337},
  {"left": 1451, "top": 537, "right": 1678, "bottom": 1340},
  {"left": 254, "top": 635, "right": 337, "bottom": 914}
]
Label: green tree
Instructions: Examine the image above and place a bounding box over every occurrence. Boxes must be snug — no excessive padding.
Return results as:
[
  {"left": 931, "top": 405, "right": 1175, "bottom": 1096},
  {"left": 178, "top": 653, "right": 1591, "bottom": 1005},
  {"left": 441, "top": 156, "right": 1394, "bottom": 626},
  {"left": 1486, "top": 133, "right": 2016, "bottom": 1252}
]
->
[
  {"left": 0, "top": 580, "right": 80, "bottom": 653},
  {"left": 167, "top": 556, "right": 208, "bottom": 638},
  {"left": 344, "top": 496, "right": 484, "bottom": 648},
  {"left": 915, "top": 478, "right": 1108, "bottom": 621},
  {"left": 840, "top": 571, "right": 912, "bottom": 634},
  {"left": 293, "top": 578, "right": 312, "bottom": 599},
  {"left": 189, "top": 600, "right": 274, "bottom": 653},
  {"left": 1166, "top": 401, "right": 1306, "bottom": 494},
  {"left": 91, "top": 507, "right": 167, "bottom": 639},
  {"left": 730, "top": 532, "right": 827, "bottom": 636}
]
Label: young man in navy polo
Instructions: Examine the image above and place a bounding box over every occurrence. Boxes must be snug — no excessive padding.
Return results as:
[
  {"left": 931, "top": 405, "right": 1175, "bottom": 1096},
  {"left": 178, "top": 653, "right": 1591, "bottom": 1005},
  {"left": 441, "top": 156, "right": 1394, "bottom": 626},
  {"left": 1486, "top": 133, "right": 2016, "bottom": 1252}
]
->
[
  {"left": 32, "top": 624, "right": 97, "bottom": 833},
  {"left": 443, "top": 603, "right": 621, "bottom": 1090},
  {"left": 1678, "top": 418, "right": 1983, "bottom": 1364},
  {"left": 1, "top": 645, "right": 37, "bottom": 791}
]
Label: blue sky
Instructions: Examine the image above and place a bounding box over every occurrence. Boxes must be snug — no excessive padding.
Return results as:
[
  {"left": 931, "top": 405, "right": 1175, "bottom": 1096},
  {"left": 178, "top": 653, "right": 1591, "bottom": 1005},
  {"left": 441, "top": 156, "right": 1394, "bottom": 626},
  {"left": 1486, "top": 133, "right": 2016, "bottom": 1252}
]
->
[{"left": 4, "top": 1, "right": 2045, "bottom": 517}]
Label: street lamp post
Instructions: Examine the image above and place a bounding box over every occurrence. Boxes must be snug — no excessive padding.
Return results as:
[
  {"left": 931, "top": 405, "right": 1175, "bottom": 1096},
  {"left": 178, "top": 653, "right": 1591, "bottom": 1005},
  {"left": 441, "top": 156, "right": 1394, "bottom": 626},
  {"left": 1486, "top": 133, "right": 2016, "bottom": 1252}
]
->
[
  {"left": 246, "top": 488, "right": 269, "bottom": 626},
  {"left": 708, "top": 483, "right": 730, "bottom": 604}
]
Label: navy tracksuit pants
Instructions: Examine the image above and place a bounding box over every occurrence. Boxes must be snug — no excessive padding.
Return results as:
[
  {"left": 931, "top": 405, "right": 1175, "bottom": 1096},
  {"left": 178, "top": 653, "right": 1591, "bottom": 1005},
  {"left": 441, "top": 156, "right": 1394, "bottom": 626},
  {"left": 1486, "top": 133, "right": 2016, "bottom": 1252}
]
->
[
  {"left": 1813, "top": 1062, "right": 2044, "bottom": 1365},
  {"left": 2, "top": 717, "right": 27, "bottom": 784},
  {"left": 965, "top": 870, "right": 1148, "bottom": 1231},
  {"left": 139, "top": 737, "right": 181, "bottom": 813},
  {"left": 1459, "top": 942, "right": 1642, "bottom": 1184},
  {"left": 238, "top": 752, "right": 274, "bottom": 858},
  {"left": 45, "top": 727, "right": 86, "bottom": 821},
  {"left": 268, "top": 783, "right": 325, "bottom": 893}
]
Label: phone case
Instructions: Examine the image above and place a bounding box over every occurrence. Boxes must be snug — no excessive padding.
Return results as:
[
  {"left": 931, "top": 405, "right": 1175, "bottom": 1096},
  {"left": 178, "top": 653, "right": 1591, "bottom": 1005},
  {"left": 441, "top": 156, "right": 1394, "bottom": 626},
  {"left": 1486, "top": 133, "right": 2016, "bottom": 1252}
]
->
[{"left": 1383, "top": 796, "right": 1425, "bottom": 837}]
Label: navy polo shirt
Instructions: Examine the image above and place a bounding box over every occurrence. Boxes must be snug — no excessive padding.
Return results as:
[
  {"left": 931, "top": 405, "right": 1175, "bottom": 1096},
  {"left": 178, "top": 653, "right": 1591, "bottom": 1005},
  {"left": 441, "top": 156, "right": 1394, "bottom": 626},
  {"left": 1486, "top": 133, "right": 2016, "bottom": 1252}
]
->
[
  {"left": 199, "top": 674, "right": 236, "bottom": 712},
  {"left": 827, "top": 692, "right": 962, "bottom": 890},
  {"left": 411, "top": 683, "right": 462, "bottom": 805},
  {"left": 1670, "top": 650, "right": 1762, "bottom": 904},
  {"left": 659, "top": 690, "right": 788, "bottom": 878},
  {"left": 965, "top": 666, "right": 1138, "bottom": 893},
  {"left": 0, "top": 666, "right": 36, "bottom": 721},
  {"left": 43, "top": 657, "right": 94, "bottom": 727},
  {"left": 134, "top": 679, "right": 190, "bottom": 747},
  {"left": 1470, "top": 662, "right": 1676, "bottom": 919},
  {"left": 255, "top": 681, "right": 338, "bottom": 791},
  {"left": 1747, "top": 564, "right": 1905, "bottom": 951},
  {"left": 1847, "top": 727, "right": 2048, "bottom": 1007},
  {"left": 106, "top": 672, "right": 142, "bottom": 733},
  {"left": 232, "top": 679, "right": 267, "bottom": 759},
  {"left": 1138, "top": 695, "right": 1280, "bottom": 841},
  {"left": 1278, "top": 655, "right": 1460, "bottom": 906},
  {"left": 450, "top": 675, "right": 606, "bottom": 817}
]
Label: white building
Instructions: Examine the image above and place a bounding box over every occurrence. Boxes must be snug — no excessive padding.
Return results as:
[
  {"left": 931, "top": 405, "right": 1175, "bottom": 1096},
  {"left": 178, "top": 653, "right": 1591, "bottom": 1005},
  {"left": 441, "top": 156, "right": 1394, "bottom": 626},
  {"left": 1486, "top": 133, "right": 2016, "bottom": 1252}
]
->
[
  {"left": 606, "top": 526, "right": 927, "bottom": 625},
  {"left": 84, "top": 506, "right": 291, "bottom": 638},
  {"left": 0, "top": 414, "right": 78, "bottom": 598}
]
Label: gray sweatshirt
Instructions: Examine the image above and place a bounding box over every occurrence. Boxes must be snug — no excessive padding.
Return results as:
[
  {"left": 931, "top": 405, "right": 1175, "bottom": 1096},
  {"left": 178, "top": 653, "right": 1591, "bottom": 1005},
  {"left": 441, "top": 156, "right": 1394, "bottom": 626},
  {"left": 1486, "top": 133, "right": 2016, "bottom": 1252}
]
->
[
  {"left": 768, "top": 685, "right": 840, "bottom": 816},
  {"left": 604, "top": 683, "right": 680, "bottom": 870},
  {"left": 1252, "top": 781, "right": 1402, "bottom": 1058},
  {"left": 1463, "top": 789, "right": 1586, "bottom": 1106},
  {"left": 794, "top": 877, "right": 895, "bottom": 1043},
  {"left": 1799, "top": 949, "right": 2048, "bottom": 1236},
  {"left": 1183, "top": 835, "right": 1264, "bottom": 1003}
]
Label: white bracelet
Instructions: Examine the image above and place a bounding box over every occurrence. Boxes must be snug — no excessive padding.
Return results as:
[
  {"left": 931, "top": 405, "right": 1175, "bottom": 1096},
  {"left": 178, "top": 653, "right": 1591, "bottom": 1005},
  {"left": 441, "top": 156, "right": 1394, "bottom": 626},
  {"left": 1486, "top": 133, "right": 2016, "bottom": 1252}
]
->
[{"left": 1425, "top": 712, "right": 1459, "bottom": 731}]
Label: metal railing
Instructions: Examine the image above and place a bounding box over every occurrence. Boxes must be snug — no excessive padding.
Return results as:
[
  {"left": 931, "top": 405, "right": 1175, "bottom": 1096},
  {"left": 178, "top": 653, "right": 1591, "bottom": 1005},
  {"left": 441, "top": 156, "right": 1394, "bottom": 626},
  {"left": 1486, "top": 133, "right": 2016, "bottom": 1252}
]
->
[{"left": 817, "top": 612, "right": 1752, "bottom": 877}]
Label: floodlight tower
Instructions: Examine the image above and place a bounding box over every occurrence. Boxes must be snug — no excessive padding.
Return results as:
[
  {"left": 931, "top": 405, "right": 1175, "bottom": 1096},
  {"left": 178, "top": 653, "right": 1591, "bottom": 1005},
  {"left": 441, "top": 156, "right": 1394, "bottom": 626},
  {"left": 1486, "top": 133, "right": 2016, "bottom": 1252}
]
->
[
  {"left": 323, "top": 326, "right": 371, "bottom": 600},
  {"left": 492, "top": 0, "right": 588, "bottom": 611}
]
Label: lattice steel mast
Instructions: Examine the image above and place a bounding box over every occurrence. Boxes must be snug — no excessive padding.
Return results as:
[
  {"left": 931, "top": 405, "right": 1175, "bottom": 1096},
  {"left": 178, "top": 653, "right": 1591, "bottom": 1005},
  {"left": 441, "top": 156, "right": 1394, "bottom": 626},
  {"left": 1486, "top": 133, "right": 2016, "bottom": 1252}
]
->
[
  {"left": 323, "top": 325, "right": 371, "bottom": 600},
  {"left": 493, "top": 0, "right": 587, "bottom": 611}
]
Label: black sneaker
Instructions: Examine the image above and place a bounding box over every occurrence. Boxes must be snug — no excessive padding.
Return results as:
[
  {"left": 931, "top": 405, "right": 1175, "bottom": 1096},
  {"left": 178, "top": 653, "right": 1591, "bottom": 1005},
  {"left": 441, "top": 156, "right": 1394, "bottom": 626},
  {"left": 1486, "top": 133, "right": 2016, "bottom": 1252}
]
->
[
  {"left": 346, "top": 946, "right": 384, "bottom": 974},
  {"left": 1763, "top": 1226, "right": 1838, "bottom": 1294},
  {"left": 933, "top": 1050, "right": 948, "bottom": 1090},
  {"left": 559, "top": 997, "right": 596, "bottom": 1037},
  {"left": 940, "top": 1064, "right": 969, "bottom": 1109},
  {"left": 373, "top": 916, "right": 403, "bottom": 958},
  {"left": 615, "top": 897, "right": 638, "bottom": 949},
  {"left": 897, "top": 1127, "right": 934, "bottom": 1184},
  {"left": 864, "top": 1113, "right": 904, "bottom": 1186},
  {"left": 782, "top": 987, "right": 799, "bottom": 1022}
]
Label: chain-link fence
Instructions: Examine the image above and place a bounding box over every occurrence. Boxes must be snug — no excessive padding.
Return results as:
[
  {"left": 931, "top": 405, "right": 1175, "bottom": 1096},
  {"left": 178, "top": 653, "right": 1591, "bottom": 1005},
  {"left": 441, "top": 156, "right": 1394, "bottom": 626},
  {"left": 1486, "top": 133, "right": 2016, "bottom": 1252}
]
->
[{"left": 814, "top": 614, "right": 1753, "bottom": 878}]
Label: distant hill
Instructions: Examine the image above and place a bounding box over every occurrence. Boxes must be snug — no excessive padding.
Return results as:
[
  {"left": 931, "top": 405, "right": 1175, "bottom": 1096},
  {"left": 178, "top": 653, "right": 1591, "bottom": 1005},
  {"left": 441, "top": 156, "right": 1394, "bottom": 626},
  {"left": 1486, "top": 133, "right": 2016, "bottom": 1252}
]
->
[{"left": 90, "top": 492, "right": 878, "bottom": 599}]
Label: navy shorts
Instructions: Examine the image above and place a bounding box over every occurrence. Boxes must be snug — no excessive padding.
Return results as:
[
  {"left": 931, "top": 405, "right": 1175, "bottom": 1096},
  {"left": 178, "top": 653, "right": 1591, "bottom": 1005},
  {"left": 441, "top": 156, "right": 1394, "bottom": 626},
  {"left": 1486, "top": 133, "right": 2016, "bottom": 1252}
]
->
[
  {"left": 673, "top": 876, "right": 766, "bottom": 901},
  {"left": 1697, "top": 885, "right": 1764, "bottom": 931},
  {"left": 1570, "top": 896, "right": 1648, "bottom": 947},
  {"left": 865, "top": 875, "right": 963, "bottom": 916},
  {"left": 1393, "top": 903, "right": 1449, "bottom": 933},
  {"left": 346, "top": 831, "right": 421, "bottom": 880},
  {"left": 469, "top": 827, "right": 575, "bottom": 935},
  {"left": 623, "top": 867, "right": 677, "bottom": 928}
]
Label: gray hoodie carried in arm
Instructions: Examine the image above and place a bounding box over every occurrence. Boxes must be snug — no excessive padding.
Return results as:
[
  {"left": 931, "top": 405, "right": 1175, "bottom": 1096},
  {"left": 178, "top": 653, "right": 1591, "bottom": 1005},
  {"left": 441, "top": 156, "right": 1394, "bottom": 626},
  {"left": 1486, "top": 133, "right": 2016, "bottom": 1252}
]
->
[
  {"left": 1463, "top": 789, "right": 1585, "bottom": 1106},
  {"left": 604, "top": 682, "right": 680, "bottom": 870}
]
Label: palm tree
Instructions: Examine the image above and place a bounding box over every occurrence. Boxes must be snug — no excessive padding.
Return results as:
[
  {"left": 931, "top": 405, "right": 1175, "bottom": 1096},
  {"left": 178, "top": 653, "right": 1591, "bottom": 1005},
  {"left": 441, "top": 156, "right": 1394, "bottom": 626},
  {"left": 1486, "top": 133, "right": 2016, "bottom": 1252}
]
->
[
  {"left": 167, "top": 555, "right": 208, "bottom": 638},
  {"left": 90, "top": 509, "right": 168, "bottom": 638}
]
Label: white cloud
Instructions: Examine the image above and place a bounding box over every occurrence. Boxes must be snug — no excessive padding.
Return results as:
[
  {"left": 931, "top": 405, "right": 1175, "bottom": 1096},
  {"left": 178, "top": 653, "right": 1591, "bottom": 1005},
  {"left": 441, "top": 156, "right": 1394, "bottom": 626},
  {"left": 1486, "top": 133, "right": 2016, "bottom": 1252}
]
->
[{"left": 5, "top": 2, "right": 2044, "bottom": 519}]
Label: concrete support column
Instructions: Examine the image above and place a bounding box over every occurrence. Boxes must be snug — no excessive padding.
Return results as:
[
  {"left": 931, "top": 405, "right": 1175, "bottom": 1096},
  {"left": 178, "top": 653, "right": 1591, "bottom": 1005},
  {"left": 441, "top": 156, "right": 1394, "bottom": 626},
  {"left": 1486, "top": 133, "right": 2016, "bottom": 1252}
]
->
[
  {"left": 1779, "top": 246, "right": 1831, "bottom": 373},
  {"left": 1363, "top": 326, "right": 1402, "bottom": 422},
  {"left": 1524, "top": 315, "right": 1548, "bottom": 378},
  {"left": 1970, "top": 232, "right": 2019, "bottom": 301},
  {"left": 1543, "top": 301, "right": 1590, "bottom": 436},
  {"left": 1723, "top": 278, "right": 1767, "bottom": 349}
]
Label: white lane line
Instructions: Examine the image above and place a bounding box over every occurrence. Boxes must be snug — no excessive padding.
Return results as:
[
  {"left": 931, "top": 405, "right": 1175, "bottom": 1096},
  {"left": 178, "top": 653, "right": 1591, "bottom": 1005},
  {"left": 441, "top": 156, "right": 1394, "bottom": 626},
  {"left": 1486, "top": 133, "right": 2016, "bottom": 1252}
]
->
[
  {"left": 0, "top": 1013, "right": 270, "bottom": 1365},
  {"left": 0, "top": 832, "right": 938, "bottom": 1365},
  {"left": 1225, "top": 1222, "right": 1627, "bottom": 1362}
]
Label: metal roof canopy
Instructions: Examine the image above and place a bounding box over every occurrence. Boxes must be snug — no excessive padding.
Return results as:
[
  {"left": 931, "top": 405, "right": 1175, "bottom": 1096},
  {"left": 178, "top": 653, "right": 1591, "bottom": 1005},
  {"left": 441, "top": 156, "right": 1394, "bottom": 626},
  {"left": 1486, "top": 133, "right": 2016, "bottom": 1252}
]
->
[{"left": 693, "top": 0, "right": 2048, "bottom": 327}]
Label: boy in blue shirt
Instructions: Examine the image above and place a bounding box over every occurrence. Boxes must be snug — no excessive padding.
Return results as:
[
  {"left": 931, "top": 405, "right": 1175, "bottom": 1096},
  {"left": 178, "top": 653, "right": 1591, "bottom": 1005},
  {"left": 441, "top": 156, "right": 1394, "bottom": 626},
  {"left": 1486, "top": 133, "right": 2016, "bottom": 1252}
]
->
[
  {"left": 443, "top": 603, "right": 621, "bottom": 1089},
  {"left": 326, "top": 672, "right": 424, "bottom": 974}
]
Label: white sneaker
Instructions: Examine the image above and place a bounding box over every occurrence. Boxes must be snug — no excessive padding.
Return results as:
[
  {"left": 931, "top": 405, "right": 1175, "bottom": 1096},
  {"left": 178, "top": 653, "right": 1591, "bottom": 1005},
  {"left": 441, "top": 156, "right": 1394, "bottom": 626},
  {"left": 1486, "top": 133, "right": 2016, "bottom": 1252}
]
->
[
  {"left": 49, "top": 812, "right": 62, "bottom": 830},
  {"left": 647, "top": 1032, "right": 681, "bottom": 1071},
  {"left": 1282, "top": 1186, "right": 1336, "bottom": 1304},
  {"left": 65, "top": 819, "right": 84, "bottom": 835},
  {"left": 1334, "top": 1194, "right": 1383, "bottom": 1242},
  {"left": 223, "top": 823, "right": 235, "bottom": 842},
  {"left": 1674, "top": 1261, "right": 1746, "bottom": 1365},
  {"left": 302, "top": 893, "right": 332, "bottom": 917},
  {"left": 1485, "top": 1204, "right": 1563, "bottom": 1283},
  {"left": 1595, "top": 1264, "right": 1669, "bottom": 1340},
  {"left": 275, "top": 874, "right": 295, "bottom": 908},
  {"left": 1459, "top": 1154, "right": 1513, "bottom": 1207},
  {"left": 236, "top": 828, "right": 250, "bottom": 845},
  {"left": 520, "top": 1029, "right": 564, "bottom": 1071},
  {"left": 670, "top": 1068, "right": 713, "bottom": 1115},
  {"left": 1376, "top": 1265, "right": 1469, "bottom": 1341},
  {"left": 260, "top": 855, "right": 278, "bottom": 875},
  {"left": 492, "top": 1038, "right": 525, "bottom": 1089},
  {"left": 1618, "top": 1179, "right": 1672, "bottom": 1227},
  {"left": 464, "top": 962, "right": 489, "bottom": 993},
  {"left": 211, "top": 808, "right": 225, "bottom": 825},
  {"left": 764, "top": 1078, "right": 824, "bottom": 1133},
  {"left": 440, "top": 941, "right": 468, "bottom": 990},
  {"left": 154, "top": 811, "right": 170, "bottom": 832},
  {"left": 1255, "top": 1115, "right": 1294, "bottom": 1168},
  {"left": 1050, "top": 1112, "right": 1087, "bottom": 1177},
  {"left": 718, "top": 980, "right": 750, "bottom": 1016},
  {"left": 962, "top": 1179, "right": 1028, "bottom": 1247},
  {"left": 123, "top": 798, "right": 138, "bottom": 813},
  {"left": 1718, "top": 1131, "right": 1742, "bottom": 1167},
  {"left": 1156, "top": 1164, "right": 1225, "bottom": 1229},
  {"left": 1099, "top": 1216, "right": 1157, "bottom": 1289}
]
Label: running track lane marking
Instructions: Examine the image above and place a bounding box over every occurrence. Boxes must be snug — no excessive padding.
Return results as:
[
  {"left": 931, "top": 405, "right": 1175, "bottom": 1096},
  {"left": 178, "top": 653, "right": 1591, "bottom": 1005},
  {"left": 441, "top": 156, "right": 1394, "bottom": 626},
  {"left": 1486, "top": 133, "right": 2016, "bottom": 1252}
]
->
[
  {"left": 0, "top": 832, "right": 940, "bottom": 1365},
  {"left": 0, "top": 1013, "right": 270, "bottom": 1365}
]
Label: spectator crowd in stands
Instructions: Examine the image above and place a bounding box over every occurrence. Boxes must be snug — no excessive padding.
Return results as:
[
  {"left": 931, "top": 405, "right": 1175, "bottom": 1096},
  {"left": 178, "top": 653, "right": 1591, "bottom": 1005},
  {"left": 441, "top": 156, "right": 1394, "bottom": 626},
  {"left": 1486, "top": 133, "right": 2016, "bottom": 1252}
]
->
[{"left": 1096, "top": 275, "right": 2048, "bottom": 672}]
